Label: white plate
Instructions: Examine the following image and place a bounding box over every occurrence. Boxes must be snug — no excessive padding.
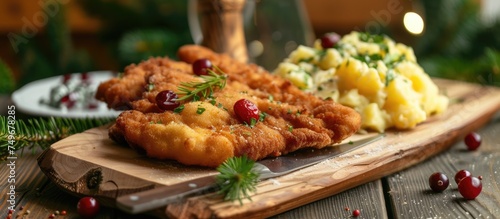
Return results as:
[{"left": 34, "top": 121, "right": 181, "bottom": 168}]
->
[{"left": 12, "top": 71, "right": 121, "bottom": 118}]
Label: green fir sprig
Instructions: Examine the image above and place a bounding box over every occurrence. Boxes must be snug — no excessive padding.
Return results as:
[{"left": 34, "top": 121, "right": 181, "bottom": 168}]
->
[
  {"left": 216, "top": 156, "right": 260, "bottom": 205},
  {"left": 176, "top": 69, "right": 227, "bottom": 102},
  {"left": 0, "top": 116, "right": 114, "bottom": 160}
]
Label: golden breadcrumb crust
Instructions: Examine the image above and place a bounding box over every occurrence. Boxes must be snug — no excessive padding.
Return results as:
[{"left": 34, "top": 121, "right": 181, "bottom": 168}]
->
[{"left": 97, "top": 45, "right": 361, "bottom": 167}]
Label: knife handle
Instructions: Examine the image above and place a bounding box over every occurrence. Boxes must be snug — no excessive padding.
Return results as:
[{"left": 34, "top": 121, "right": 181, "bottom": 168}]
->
[{"left": 116, "top": 175, "right": 218, "bottom": 214}]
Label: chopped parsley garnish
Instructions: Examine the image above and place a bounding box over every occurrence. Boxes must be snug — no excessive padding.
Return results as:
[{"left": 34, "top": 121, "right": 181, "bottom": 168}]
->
[
  {"left": 209, "top": 99, "right": 217, "bottom": 105},
  {"left": 385, "top": 69, "right": 396, "bottom": 86},
  {"left": 359, "top": 32, "right": 385, "bottom": 44},
  {"left": 384, "top": 54, "right": 406, "bottom": 69},
  {"left": 353, "top": 54, "right": 383, "bottom": 68},
  {"left": 196, "top": 107, "right": 206, "bottom": 114},
  {"left": 259, "top": 112, "right": 267, "bottom": 122},
  {"left": 298, "top": 57, "right": 314, "bottom": 63},
  {"left": 358, "top": 32, "right": 389, "bottom": 53},
  {"left": 173, "top": 105, "right": 185, "bottom": 113},
  {"left": 249, "top": 118, "right": 257, "bottom": 127},
  {"left": 316, "top": 49, "right": 328, "bottom": 60}
]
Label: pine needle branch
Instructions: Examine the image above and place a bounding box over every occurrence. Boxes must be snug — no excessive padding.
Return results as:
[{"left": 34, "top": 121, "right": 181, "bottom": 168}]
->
[
  {"left": 0, "top": 116, "right": 114, "bottom": 160},
  {"left": 216, "top": 156, "right": 259, "bottom": 205}
]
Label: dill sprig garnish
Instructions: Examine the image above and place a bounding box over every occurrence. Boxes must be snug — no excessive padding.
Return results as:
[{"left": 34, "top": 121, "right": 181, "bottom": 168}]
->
[
  {"left": 176, "top": 68, "right": 227, "bottom": 102},
  {"left": 216, "top": 156, "right": 259, "bottom": 205}
]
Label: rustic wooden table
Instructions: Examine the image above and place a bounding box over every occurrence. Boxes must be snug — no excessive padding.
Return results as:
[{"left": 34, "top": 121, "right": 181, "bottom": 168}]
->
[{"left": 2, "top": 98, "right": 499, "bottom": 219}]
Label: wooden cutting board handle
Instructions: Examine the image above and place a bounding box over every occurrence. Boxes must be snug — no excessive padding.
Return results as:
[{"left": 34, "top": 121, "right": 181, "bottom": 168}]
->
[{"left": 197, "top": 0, "right": 248, "bottom": 63}]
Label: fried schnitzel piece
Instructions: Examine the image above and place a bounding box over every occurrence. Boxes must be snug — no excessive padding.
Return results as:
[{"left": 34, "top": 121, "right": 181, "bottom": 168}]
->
[
  {"left": 111, "top": 80, "right": 360, "bottom": 167},
  {"left": 95, "top": 57, "right": 191, "bottom": 110},
  {"left": 100, "top": 45, "right": 361, "bottom": 167}
]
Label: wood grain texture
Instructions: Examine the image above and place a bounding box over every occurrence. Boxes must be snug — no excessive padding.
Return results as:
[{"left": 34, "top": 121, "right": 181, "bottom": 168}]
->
[
  {"left": 271, "top": 180, "right": 388, "bottom": 219},
  {"left": 36, "top": 79, "right": 500, "bottom": 218},
  {"left": 384, "top": 115, "right": 500, "bottom": 219},
  {"left": 1, "top": 151, "right": 157, "bottom": 219}
]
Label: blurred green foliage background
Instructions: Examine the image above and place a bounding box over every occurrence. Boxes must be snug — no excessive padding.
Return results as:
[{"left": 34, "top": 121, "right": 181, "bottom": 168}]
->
[{"left": 1, "top": 0, "right": 499, "bottom": 95}]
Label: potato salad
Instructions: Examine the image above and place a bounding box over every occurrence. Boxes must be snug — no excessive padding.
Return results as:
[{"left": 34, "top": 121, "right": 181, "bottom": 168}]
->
[{"left": 273, "top": 31, "right": 449, "bottom": 132}]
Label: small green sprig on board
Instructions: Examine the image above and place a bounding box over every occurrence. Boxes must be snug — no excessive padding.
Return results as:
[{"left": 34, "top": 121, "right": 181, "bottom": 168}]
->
[
  {"left": 176, "top": 69, "right": 227, "bottom": 102},
  {"left": 0, "top": 116, "right": 114, "bottom": 160},
  {"left": 216, "top": 156, "right": 260, "bottom": 205}
]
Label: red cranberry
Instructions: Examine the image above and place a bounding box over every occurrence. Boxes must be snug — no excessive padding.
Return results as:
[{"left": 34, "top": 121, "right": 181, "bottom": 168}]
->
[
  {"left": 454, "top": 170, "right": 471, "bottom": 184},
  {"left": 81, "top": 72, "right": 89, "bottom": 82},
  {"left": 155, "top": 90, "right": 180, "bottom": 111},
  {"left": 458, "top": 176, "right": 482, "bottom": 200},
  {"left": 192, "top": 59, "right": 213, "bottom": 76},
  {"left": 464, "top": 132, "right": 481, "bottom": 150},
  {"left": 352, "top": 209, "right": 360, "bottom": 217},
  {"left": 234, "top": 99, "right": 260, "bottom": 125},
  {"left": 60, "top": 94, "right": 76, "bottom": 109},
  {"left": 429, "top": 172, "right": 449, "bottom": 192},
  {"left": 62, "top": 74, "right": 71, "bottom": 84},
  {"left": 320, "top": 32, "right": 341, "bottom": 49},
  {"left": 87, "top": 102, "right": 99, "bottom": 110},
  {"left": 77, "top": 197, "right": 100, "bottom": 218}
]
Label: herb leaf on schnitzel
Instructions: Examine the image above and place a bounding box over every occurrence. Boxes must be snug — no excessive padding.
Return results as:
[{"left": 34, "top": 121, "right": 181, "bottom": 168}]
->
[{"left": 176, "top": 68, "right": 227, "bottom": 102}]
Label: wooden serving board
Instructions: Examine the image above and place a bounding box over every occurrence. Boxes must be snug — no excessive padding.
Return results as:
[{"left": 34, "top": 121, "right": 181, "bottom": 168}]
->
[{"left": 38, "top": 79, "right": 500, "bottom": 218}]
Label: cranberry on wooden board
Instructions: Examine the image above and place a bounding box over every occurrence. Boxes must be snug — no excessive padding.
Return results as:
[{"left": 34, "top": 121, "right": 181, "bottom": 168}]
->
[
  {"left": 352, "top": 209, "right": 361, "bottom": 217},
  {"left": 428, "top": 172, "right": 449, "bottom": 192},
  {"left": 458, "top": 176, "right": 482, "bottom": 200},
  {"left": 77, "top": 197, "right": 100, "bottom": 218},
  {"left": 464, "top": 132, "right": 481, "bottom": 150},
  {"left": 454, "top": 169, "right": 471, "bottom": 184}
]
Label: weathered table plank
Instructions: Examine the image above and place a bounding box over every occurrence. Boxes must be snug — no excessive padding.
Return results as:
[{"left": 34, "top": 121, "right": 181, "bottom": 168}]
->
[
  {"left": 385, "top": 115, "right": 500, "bottom": 219},
  {"left": 272, "top": 180, "right": 388, "bottom": 218},
  {"left": 1, "top": 149, "right": 387, "bottom": 219},
  {"left": 1, "top": 148, "right": 158, "bottom": 219}
]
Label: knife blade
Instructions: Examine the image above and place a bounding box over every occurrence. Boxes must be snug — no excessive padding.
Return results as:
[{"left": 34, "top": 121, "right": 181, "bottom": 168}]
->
[{"left": 116, "top": 134, "right": 384, "bottom": 214}]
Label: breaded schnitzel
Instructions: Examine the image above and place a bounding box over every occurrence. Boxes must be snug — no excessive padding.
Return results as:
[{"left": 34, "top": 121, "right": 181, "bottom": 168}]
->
[{"left": 97, "top": 45, "right": 361, "bottom": 167}]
